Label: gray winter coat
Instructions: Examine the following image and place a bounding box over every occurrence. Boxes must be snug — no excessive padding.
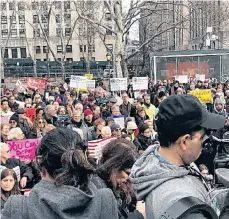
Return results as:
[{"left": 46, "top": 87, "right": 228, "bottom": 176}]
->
[{"left": 1, "top": 179, "right": 119, "bottom": 219}]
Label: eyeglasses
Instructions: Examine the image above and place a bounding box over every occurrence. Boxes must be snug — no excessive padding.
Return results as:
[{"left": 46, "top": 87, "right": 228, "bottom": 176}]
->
[
  {"left": 9, "top": 120, "right": 16, "bottom": 124},
  {"left": 115, "top": 128, "right": 121, "bottom": 131},
  {"left": 38, "top": 121, "right": 44, "bottom": 124}
]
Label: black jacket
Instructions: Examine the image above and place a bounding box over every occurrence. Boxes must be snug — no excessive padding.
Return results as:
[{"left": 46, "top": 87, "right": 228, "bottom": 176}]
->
[
  {"left": 18, "top": 118, "right": 32, "bottom": 139},
  {"left": 133, "top": 135, "right": 155, "bottom": 151},
  {"left": 44, "top": 114, "right": 59, "bottom": 127},
  {"left": 134, "top": 114, "right": 149, "bottom": 126},
  {"left": 1, "top": 158, "right": 33, "bottom": 182}
]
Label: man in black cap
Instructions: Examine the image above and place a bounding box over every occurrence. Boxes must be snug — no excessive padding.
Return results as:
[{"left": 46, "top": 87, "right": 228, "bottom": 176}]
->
[{"left": 131, "top": 94, "right": 225, "bottom": 219}]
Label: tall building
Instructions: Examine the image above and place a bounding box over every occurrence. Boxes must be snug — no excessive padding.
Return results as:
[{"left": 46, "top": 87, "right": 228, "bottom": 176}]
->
[{"left": 0, "top": 0, "right": 116, "bottom": 73}]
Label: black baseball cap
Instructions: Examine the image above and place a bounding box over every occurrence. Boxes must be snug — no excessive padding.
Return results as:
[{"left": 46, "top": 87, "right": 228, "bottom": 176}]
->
[{"left": 155, "top": 94, "right": 225, "bottom": 133}]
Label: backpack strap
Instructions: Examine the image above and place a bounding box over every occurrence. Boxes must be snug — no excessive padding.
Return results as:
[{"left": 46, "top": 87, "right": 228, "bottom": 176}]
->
[{"left": 159, "top": 196, "right": 218, "bottom": 219}]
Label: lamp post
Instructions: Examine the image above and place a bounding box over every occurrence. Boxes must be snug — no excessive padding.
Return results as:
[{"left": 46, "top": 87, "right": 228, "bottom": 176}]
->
[
  {"left": 106, "top": 52, "right": 111, "bottom": 91},
  {"left": 96, "top": 61, "right": 99, "bottom": 76},
  {"left": 17, "top": 62, "right": 19, "bottom": 78}
]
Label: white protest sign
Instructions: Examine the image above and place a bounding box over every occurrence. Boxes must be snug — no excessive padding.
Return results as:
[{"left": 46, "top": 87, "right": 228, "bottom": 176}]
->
[
  {"left": 16, "top": 80, "right": 26, "bottom": 93},
  {"left": 13, "top": 166, "right": 21, "bottom": 182},
  {"left": 132, "top": 77, "right": 148, "bottom": 90},
  {"left": 70, "top": 75, "right": 86, "bottom": 89},
  {"left": 196, "top": 74, "right": 205, "bottom": 82},
  {"left": 86, "top": 80, "right": 96, "bottom": 89},
  {"left": 110, "top": 78, "right": 127, "bottom": 91},
  {"left": 175, "top": 75, "right": 188, "bottom": 83},
  {"left": 113, "top": 116, "right": 125, "bottom": 129}
]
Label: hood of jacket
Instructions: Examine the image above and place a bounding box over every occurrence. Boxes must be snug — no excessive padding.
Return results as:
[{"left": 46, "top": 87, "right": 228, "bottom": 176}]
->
[{"left": 130, "top": 144, "right": 190, "bottom": 201}]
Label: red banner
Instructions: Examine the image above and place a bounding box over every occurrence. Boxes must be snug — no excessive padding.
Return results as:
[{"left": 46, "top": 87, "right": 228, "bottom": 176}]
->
[
  {"left": 26, "top": 108, "right": 36, "bottom": 121},
  {"left": 26, "top": 78, "right": 46, "bottom": 89}
]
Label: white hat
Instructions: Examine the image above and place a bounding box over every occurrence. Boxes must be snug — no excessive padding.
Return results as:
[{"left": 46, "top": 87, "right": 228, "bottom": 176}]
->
[{"left": 127, "top": 121, "right": 137, "bottom": 130}]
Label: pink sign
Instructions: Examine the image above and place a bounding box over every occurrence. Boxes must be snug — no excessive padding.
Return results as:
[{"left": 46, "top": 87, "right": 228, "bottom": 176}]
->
[
  {"left": 0, "top": 116, "right": 11, "bottom": 124},
  {"left": 26, "top": 78, "right": 46, "bottom": 89},
  {"left": 7, "top": 138, "right": 41, "bottom": 161}
]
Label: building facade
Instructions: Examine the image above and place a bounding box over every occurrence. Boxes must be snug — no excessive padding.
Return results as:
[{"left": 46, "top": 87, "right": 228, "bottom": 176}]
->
[{"left": 0, "top": 0, "right": 116, "bottom": 65}]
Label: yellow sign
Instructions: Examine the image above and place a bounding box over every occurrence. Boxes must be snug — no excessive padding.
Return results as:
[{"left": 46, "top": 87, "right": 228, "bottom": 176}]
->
[
  {"left": 85, "top": 74, "right": 93, "bottom": 80},
  {"left": 189, "top": 89, "right": 212, "bottom": 104}
]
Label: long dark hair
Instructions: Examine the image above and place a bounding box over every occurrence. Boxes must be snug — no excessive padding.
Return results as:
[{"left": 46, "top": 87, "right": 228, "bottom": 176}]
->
[
  {"left": 97, "top": 139, "right": 138, "bottom": 204},
  {"left": 1, "top": 169, "right": 21, "bottom": 198},
  {"left": 36, "top": 128, "right": 94, "bottom": 190}
]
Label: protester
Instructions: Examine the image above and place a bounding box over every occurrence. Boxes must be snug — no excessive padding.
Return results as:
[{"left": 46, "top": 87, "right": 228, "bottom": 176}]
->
[
  {"left": 28, "top": 118, "right": 46, "bottom": 139},
  {"left": 36, "top": 108, "right": 44, "bottom": 119},
  {"left": 111, "top": 123, "right": 122, "bottom": 139},
  {"left": 120, "top": 92, "right": 133, "bottom": 117},
  {"left": 9, "top": 114, "right": 19, "bottom": 128},
  {"left": 141, "top": 94, "right": 156, "bottom": 121},
  {"left": 1, "top": 99, "right": 14, "bottom": 117},
  {"left": 1, "top": 128, "right": 119, "bottom": 219},
  {"left": 1, "top": 124, "right": 10, "bottom": 143},
  {"left": 0, "top": 142, "right": 33, "bottom": 189},
  {"left": 134, "top": 107, "right": 149, "bottom": 126},
  {"left": 44, "top": 105, "right": 59, "bottom": 127},
  {"left": 7, "top": 127, "right": 25, "bottom": 140},
  {"left": 8, "top": 96, "right": 19, "bottom": 112},
  {"left": 87, "top": 118, "right": 106, "bottom": 141},
  {"left": 130, "top": 94, "right": 225, "bottom": 219},
  {"left": 1, "top": 169, "right": 21, "bottom": 210}
]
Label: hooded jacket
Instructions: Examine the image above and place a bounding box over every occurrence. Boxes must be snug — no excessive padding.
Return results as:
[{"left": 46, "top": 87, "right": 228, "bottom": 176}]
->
[
  {"left": 130, "top": 145, "right": 210, "bottom": 219},
  {"left": 1, "top": 180, "right": 119, "bottom": 219}
]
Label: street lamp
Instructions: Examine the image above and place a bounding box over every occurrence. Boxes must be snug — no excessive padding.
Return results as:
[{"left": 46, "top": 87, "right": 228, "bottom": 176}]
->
[
  {"left": 17, "top": 62, "right": 20, "bottom": 78},
  {"left": 106, "top": 52, "right": 111, "bottom": 91},
  {"left": 96, "top": 61, "right": 99, "bottom": 76}
]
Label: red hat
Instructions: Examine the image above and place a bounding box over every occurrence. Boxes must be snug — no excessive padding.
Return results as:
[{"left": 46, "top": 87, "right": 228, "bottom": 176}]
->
[{"left": 84, "top": 109, "right": 93, "bottom": 117}]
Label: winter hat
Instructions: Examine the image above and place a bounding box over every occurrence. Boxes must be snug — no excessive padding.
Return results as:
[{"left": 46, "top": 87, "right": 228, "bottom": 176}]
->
[
  {"left": 111, "top": 123, "right": 121, "bottom": 132},
  {"left": 127, "top": 121, "right": 137, "bottom": 130},
  {"left": 9, "top": 113, "right": 19, "bottom": 123},
  {"left": 139, "top": 123, "right": 149, "bottom": 134},
  {"left": 84, "top": 109, "right": 93, "bottom": 117}
]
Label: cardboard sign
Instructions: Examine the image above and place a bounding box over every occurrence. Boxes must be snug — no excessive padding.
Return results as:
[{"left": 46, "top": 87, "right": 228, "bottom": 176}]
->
[
  {"left": 189, "top": 89, "right": 212, "bottom": 103},
  {"left": 13, "top": 166, "right": 21, "bottom": 182},
  {"left": 26, "top": 78, "right": 46, "bottom": 89},
  {"left": 16, "top": 80, "right": 26, "bottom": 93},
  {"left": 113, "top": 115, "right": 125, "bottom": 129},
  {"left": 0, "top": 116, "right": 11, "bottom": 124},
  {"left": 86, "top": 80, "right": 96, "bottom": 89},
  {"left": 132, "top": 77, "right": 148, "bottom": 90},
  {"left": 8, "top": 138, "right": 41, "bottom": 161},
  {"left": 196, "top": 74, "right": 205, "bottom": 82},
  {"left": 85, "top": 74, "right": 93, "bottom": 80},
  {"left": 70, "top": 75, "right": 87, "bottom": 89},
  {"left": 176, "top": 75, "right": 188, "bottom": 83},
  {"left": 26, "top": 108, "right": 36, "bottom": 121},
  {"left": 110, "top": 78, "right": 127, "bottom": 91}
]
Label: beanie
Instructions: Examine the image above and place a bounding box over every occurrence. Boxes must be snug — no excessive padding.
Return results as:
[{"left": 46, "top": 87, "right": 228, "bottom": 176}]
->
[
  {"left": 84, "top": 109, "right": 93, "bottom": 117},
  {"left": 139, "top": 123, "right": 149, "bottom": 134}
]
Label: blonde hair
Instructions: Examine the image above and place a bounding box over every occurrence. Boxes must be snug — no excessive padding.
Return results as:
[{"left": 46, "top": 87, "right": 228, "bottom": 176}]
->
[
  {"left": 7, "top": 127, "right": 23, "bottom": 140},
  {"left": 101, "top": 126, "right": 111, "bottom": 137}
]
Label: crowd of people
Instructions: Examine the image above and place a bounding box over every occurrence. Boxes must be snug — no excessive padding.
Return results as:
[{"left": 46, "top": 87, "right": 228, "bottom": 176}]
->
[{"left": 1, "top": 77, "right": 229, "bottom": 219}]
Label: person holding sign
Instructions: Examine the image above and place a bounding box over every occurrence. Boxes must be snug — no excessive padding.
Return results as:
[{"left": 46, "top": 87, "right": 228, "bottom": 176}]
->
[{"left": 0, "top": 143, "right": 33, "bottom": 189}]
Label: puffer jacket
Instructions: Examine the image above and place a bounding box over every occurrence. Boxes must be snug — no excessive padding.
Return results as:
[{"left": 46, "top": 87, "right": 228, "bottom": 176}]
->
[{"left": 133, "top": 134, "right": 155, "bottom": 151}]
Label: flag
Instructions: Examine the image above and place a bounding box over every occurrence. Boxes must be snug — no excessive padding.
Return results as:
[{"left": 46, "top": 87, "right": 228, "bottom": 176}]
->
[{"left": 88, "top": 137, "right": 116, "bottom": 159}]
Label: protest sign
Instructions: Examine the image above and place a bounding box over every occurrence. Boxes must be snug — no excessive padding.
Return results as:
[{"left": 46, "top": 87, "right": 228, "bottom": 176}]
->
[
  {"left": 132, "top": 77, "right": 148, "bottom": 90},
  {"left": 26, "top": 108, "right": 36, "bottom": 121},
  {"left": 0, "top": 115, "right": 11, "bottom": 124},
  {"left": 85, "top": 73, "right": 93, "bottom": 80},
  {"left": 113, "top": 115, "right": 125, "bottom": 129},
  {"left": 13, "top": 166, "right": 21, "bottom": 182},
  {"left": 175, "top": 75, "right": 188, "bottom": 83},
  {"left": 86, "top": 80, "right": 96, "bottom": 89},
  {"left": 16, "top": 80, "right": 26, "bottom": 93},
  {"left": 26, "top": 78, "right": 46, "bottom": 89},
  {"left": 110, "top": 78, "right": 127, "bottom": 91},
  {"left": 189, "top": 89, "right": 212, "bottom": 103},
  {"left": 8, "top": 138, "right": 41, "bottom": 161},
  {"left": 196, "top": 74, "right": 205, "bottom": 82},
  {"left": 70, "top": 75, "right": 87, "bottom": 89}
]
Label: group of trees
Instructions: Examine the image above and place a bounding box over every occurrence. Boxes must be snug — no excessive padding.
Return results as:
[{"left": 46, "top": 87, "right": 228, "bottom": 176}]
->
[{"left": 1, "top": 0, "right": 229, "bottom": 79}]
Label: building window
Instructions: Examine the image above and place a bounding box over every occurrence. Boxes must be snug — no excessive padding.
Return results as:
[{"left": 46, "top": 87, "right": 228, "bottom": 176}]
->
[
  {"left": 1, "top": 29, "right": 8, "bottom": 37},
  {"left": 106, "top": 26, "right": 112, "bottom": 35},
  {"left": 66, "top": 58, "right": 73, "bottom": 62},
  {"left": 43, "top": 29, "right": 49, "bottom": 36},
  {"left": 31, "top": 2, "right": 37, "bottom": 10},
  {"left": 80, "top": 57, "right": 84, "bottom": 62},
  {"left": 55, "top": 1, "right": 61, "bottom": 9},
  {"left": 43, "top": 46, "right": 48, "bottom": 53},
  {"left": 11, "top": 48, "right": 18, "bottom": 58},
  {"left": 106, "top": 44, "right": 113, "bottom": 52},
  {"left": 105, "top": 13, "right": 111, "bottom": 21},
  {"left": 55, "top": 14, "right": 61, "bottom": 23},
  {"left": 42, "top": 2, "right": 48, "bottom": 11},
  {"left": 1, "top": 16, "right": 7, "bottom": 24},
  {"left": 19, "top": 29, "right": 25, "bottom": 38},
  {"left": 33, "top": 15, "right": 38, "bottom": 24},
  {"left": 66, "top": 45, "right": 72, "bottom": 53},
  {"left": 65, "top": 28, "right": 71, "bottom": 36},
  {"left": 57, "top": 45, "right": 63, "bottom": 53},
  {"left": 1, "top": 3, "right": 6, "bottom": 10},
  {"left": 56, "top": 28, "right": 62, "bottom": 37},
  {"left": 20, "top": 48, "right": 27, "bottom": 58},
  {"left": 88, "top": 27, "right": 94, "bottom": 35},
  {"left": 10, "top": 16, "right": 16, "bottom": 24},
  {"left": 33, "top": 29, "right": 40, "bottom": 37},
  {"left": 79, "top": 27, "right": 86, "bottom": 36},
  {"left": 3, "top": 48, "right": 8, "bottom": 58},
  {"left": 88, "top": 44, "right": 95, "bottom": 53},
  {"left": 19, "top": 15, "right": 25, "bottom": 24},
  {"left": 9, "top": 2, "right": 15, "bottom": 10},
  {"left": 91, "top": 57, "right": 95, "bottom": 61},
  {"left": 11, "top": 29, "right": 17, "bottom": 37},
  {"left": 64, "top": 13, "right": 71, "bottom": 23},
  {"left": 84, "top": 45, "right": 87, "bottom": 52},
  {"left": 18, "top": 2, "right": 25, "bottom": 10},
  {"left": 79, "top": 45, "right": 83, "bottom": 52},
  {"left": 36, "top": 46, "right": 41, "bottom": 54},
  {"left": 64, "top": 1, "right": 70, "bottom": 10},
  {"left": 42, "top": 14, "right": 48, "bottom": 23}
]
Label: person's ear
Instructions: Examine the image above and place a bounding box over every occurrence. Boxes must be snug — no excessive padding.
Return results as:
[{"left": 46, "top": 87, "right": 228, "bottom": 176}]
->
[{"left": 178, "top": 134, "right": 190, "bottom": 151}]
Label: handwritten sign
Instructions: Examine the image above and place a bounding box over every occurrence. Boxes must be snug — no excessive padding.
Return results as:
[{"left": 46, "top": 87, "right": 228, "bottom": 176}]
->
[
  {"left": 110, "top": 78, "right": 127, "bottom": 91},
  {"left": 70, "top": 75, "right": 87, "bottom": 89},
  {"left": 16, "top": 80, "right": 26, "bottom": 93},
  {"left": 113, "top": 115, "right": 125, "bottom": 129},
  {"left": 189, "top": 89, "right": 212, "bottom": 103},
  {"left": 86, "top": 80, "right": 96, "bottom": 89},
  {"left": 196, "top": 74, "right": 205, "bottom": 82},
  {"left": 8, "top": 138, "right": 41, "bottom": 161},
  {"left": 175, "top": 75, "right": 188, "bottom": 83},
  {"left": 0, "top": 116, "right": 11, "bottom": 124},
  {"left": 26, "top": 108, "right": 36, "bottom": 121},
  {"left": 26, "top": 78, "right": 46, "bottom": 89},
  {"left": 132, "top": 77, "right": 148, "bottom": 90}
]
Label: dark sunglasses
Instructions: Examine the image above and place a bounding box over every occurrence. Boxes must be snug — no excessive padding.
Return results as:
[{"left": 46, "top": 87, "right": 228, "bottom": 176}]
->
[
  {"left": 9, "top": 120, "right": 16, "bottom": 124},
  {"left": 38, "top": 121, "right": 44, "bottom": 124},
  {"left": 115, "top": 128, "right": 121, "bottom": 131}
]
